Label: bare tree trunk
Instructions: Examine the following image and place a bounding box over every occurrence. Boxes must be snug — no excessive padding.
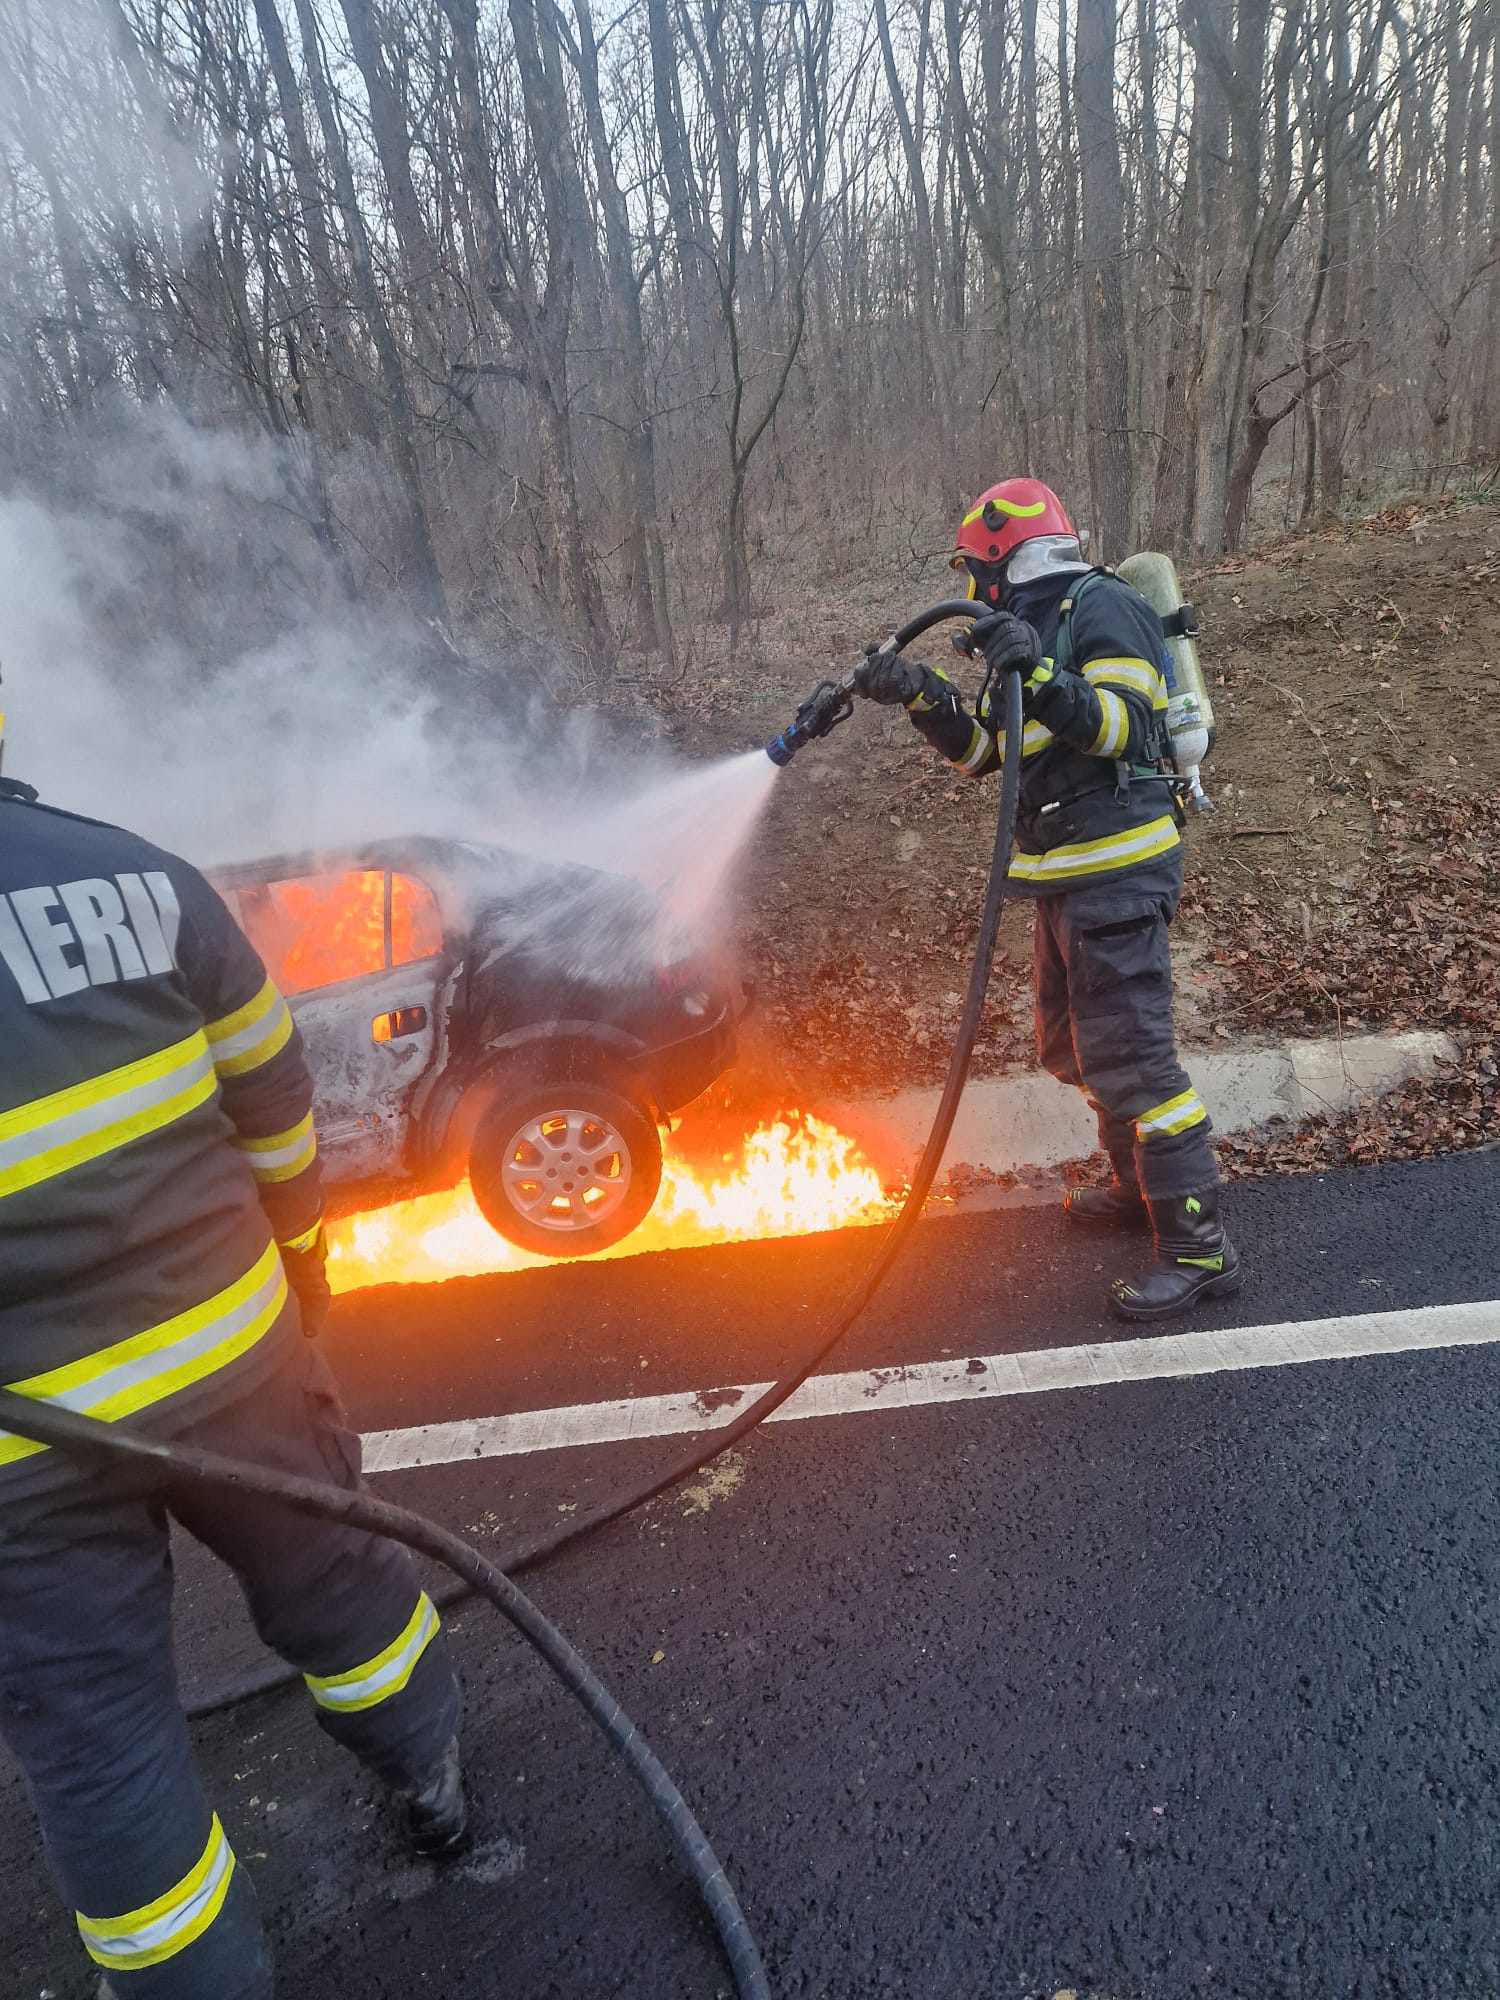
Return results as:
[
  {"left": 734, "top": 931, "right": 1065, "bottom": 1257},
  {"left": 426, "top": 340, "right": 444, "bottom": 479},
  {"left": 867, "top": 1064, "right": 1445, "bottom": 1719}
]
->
[
  {"left": 1074, "top": 0, "right": 1134, "bottom": 558},
  {"left": 251, "top": 0, "right": 371, "bottom": 442},
  {"left": 874, "top": 0, "right": 960, "bottom": 513},
  {"left": 572, "top": 0, "right": 674, "bottom": 658},
  {"left": 289, "top": 0, "right": 446, "bottom": 612},
  {"left": 1316, "top": 0, "right": 1354, "bottom": 517},
  {"left": 646, "top": 0, "right": 713, "bottom": 380},
  {"left": 503, "top": 0, "right": 612, "bottom": 652}
]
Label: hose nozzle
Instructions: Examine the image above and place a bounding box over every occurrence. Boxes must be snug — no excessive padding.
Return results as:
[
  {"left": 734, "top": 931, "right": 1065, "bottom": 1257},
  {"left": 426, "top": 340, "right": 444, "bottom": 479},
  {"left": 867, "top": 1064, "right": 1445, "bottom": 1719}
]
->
[{"left": 764, "top": 667, "right": 859, "bottom": 766}]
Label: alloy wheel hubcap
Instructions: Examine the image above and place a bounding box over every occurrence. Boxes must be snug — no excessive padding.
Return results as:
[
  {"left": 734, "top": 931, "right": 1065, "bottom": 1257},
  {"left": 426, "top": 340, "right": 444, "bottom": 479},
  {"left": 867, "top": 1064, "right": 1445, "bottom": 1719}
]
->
[{"left": 500, "top": 1107, "right": 632, "bottom": 1233}]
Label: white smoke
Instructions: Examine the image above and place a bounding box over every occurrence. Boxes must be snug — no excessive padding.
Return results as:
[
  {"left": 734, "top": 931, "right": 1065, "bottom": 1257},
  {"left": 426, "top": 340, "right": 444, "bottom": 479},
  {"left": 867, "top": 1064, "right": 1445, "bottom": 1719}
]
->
[
  {"left": 0, "top": 5, "right": 778, "bottom": 980},
  {"left": 0, "top": 408, "right": 777, "bottom": 988}
]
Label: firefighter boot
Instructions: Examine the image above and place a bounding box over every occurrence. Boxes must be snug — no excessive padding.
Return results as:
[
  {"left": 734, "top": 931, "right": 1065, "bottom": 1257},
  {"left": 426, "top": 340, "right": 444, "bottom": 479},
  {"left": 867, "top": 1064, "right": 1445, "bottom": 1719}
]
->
[
  {"left": 404, "top": 1736, "right": 470, "bottom": 1859},
  {"left": 1110, "top": 1188, "right": 1242, "bottom": 1323},
  {"left": 1063, "top": 1142, "right": 1148, "bottom": 1226}
]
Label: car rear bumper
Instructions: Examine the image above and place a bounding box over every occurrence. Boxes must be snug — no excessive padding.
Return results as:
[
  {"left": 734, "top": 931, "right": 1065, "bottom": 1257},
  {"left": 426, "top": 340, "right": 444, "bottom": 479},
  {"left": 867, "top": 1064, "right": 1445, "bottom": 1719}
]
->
[{"left": 635, "top": 984, "right": 746, "bottom": 1115}]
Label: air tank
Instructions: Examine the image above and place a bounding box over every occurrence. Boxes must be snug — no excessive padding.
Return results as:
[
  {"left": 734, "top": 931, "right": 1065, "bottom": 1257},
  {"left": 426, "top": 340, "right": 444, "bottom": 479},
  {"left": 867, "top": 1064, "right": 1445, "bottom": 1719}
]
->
[{"left": 1116, "top": 551, "right": 1215, "bottom": 812}]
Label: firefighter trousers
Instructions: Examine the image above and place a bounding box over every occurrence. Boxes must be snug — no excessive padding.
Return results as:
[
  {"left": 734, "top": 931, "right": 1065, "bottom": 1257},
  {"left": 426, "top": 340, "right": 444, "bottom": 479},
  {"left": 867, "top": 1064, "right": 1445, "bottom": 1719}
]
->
[
  {"left": 0, "top": 1339, "right": 460, "bottom": 2000},
  {"left": 1032, "top": 853, "right": 1218, "bottom": 1202}
]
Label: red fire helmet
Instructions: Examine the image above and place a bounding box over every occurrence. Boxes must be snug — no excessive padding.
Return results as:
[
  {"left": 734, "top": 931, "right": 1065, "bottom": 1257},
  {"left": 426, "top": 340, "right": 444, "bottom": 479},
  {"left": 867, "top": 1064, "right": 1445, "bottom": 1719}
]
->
[{"left": 951, "top": 478, "right": 1075, "bottom": 600}]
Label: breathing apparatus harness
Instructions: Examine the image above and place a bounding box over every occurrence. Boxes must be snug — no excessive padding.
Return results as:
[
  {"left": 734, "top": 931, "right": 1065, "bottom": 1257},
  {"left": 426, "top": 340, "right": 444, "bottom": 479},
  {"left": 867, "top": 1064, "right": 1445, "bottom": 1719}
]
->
[
  {"left": 976, "top": 565, "right": 1203, "bottom": 829},
  {"left": 3, "top": 601, "right": 1024, "bottom": 2000}
]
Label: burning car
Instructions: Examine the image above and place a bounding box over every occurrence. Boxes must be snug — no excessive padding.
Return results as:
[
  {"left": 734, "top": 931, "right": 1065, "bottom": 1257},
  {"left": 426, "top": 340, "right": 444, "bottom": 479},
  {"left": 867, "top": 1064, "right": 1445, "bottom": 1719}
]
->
[{"left": 211, "top": 838, "right": 742, "bottom": 1258}]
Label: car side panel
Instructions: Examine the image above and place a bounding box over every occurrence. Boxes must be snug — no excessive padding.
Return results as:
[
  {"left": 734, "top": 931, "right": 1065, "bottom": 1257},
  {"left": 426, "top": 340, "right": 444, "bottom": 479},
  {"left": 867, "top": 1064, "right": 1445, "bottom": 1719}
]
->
[{"left": 291, "top": 959, "right": 445, "bottom": 1181}]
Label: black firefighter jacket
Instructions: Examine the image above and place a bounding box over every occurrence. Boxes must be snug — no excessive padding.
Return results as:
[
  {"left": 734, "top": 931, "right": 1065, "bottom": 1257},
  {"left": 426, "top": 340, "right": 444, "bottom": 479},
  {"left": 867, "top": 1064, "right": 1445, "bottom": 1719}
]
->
[
  {"left": 908, "top": 570, "right": 1181, "bottom": 893},
  {"left": 0, "top": 779, "right": 323, "bottom": 1498}
]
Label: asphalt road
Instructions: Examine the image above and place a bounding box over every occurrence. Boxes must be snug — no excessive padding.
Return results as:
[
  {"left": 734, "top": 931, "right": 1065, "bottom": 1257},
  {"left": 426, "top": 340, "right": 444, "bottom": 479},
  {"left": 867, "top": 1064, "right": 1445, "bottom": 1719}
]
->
[{"left": 4, "top": 1149, "right": 1500, "bottom": 2000}]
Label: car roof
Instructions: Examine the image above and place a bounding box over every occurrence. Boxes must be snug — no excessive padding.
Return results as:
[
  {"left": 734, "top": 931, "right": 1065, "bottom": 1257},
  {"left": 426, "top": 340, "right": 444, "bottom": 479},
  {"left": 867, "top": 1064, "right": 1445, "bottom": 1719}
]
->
[{"left": 209, "top": 835, "right": 485, "bottom": 893}]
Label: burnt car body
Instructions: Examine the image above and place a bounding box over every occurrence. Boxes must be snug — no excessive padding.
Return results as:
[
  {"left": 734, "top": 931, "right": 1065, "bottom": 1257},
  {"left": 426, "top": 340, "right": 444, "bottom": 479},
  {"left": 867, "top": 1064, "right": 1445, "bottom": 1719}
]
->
[{"left": 211, "top": 837, "right": 740, "bottom": 1256}]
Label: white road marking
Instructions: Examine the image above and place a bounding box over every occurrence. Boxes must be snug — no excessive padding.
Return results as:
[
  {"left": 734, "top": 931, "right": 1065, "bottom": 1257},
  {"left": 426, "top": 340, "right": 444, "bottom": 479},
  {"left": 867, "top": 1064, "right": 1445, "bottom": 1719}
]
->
[{"left": 360, "top": 1298, "right": 1500, "bottom": 1475}]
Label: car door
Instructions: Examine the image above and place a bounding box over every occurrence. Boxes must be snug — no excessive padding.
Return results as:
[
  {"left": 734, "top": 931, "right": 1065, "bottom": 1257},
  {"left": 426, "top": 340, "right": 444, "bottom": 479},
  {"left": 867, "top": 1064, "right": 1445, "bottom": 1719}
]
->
[{"left": 225, "top": 866, "right": 447, "bottom": 1185}]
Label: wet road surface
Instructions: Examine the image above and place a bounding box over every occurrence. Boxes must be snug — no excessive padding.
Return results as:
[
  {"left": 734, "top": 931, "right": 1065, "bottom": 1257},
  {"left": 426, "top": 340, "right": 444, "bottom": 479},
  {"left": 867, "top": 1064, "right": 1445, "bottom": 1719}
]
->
[{"left": 4, "top": 1149, "right": 1499, "bottom": 1999}]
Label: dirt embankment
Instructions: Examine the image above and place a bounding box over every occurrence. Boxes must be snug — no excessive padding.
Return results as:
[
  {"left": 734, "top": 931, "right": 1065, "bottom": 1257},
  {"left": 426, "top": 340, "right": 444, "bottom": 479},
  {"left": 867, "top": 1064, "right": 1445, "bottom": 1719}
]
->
[{"left": 631, "top": 497, "right": 1500, "bottom": 1168}]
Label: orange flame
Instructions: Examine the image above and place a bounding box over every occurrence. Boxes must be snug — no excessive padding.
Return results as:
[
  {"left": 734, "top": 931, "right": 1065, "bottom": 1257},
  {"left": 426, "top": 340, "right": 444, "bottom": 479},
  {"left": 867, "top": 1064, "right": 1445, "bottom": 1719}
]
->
[
  {"left": 232, "top": 869, "right": 443, "bottom": 995},
  {"left": 326, "top": 1112, "right": 893, "bottom": 1292}
]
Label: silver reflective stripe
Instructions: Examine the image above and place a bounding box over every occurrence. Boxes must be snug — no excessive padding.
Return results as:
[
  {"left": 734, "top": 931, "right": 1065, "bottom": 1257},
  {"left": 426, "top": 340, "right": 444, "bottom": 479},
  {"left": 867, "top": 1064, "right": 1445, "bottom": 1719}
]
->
[
  {"left": 1137, "top": 1092, "right": 1207, "bottom": 1137},
  {"left": 76, "top": 1817, "right": 235, "bottom": 1969},
  {"left": 307, "top": 1595, "right": 441, "bottom": 1712},
  {"left": 1083, "top": 658, "right": 1160, "bottom": 698},
  {"left": 1088, "top": 691, "right": 1130, "bottom": 758},
  {"left": 0, "top": 1248, "right": 290, "bottom": 1471},
  {"left": 209, "top": 992, "right": 291, "bottom": 1068},
  {"left": 0, "top": 1037, "right": 213, "bottom": 1186},
  {"left": 955, "top": 723, "right": 993, "bottom": 775},
  {"left": 234, "top": 1118, "right": 315, "bottom": 1175},
  {"left": 1009, "top": 815, "right": 1180, "bottom": 882},
  {"left": 37, "top": 1257, "right": 286, "bottom": 1422}
]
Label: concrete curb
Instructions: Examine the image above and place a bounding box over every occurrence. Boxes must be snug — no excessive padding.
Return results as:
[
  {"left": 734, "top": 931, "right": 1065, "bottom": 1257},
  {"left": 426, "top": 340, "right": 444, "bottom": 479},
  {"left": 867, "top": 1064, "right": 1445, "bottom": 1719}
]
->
[{"left": 827, "top": 1029, "right": 1459, "bottom": 1180}]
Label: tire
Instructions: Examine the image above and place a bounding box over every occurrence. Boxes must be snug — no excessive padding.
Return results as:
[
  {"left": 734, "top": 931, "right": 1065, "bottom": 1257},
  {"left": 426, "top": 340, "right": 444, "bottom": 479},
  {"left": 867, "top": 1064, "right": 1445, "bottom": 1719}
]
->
[{"left": 468, "top": 1078, "right": 664, "bottom": 1258}]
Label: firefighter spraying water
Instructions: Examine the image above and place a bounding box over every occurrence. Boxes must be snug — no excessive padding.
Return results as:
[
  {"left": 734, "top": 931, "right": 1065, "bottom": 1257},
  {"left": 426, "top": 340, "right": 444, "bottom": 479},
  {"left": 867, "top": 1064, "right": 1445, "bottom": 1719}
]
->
[{"left": 764, "top": 478, "right": 1240, "bottom": 1323}]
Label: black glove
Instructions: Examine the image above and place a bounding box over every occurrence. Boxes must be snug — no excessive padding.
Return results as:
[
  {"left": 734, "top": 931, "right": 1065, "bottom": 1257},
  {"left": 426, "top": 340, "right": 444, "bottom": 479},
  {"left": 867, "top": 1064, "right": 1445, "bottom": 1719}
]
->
[
  {"left": 282, "top": 1225, "right": 332, "bottom": 1337},
  {"left": 854, "top": 650, "right": 929, "bottom": 706},
  {"left": 969, "top": 610, "right": 1042, "bottom": 678}
]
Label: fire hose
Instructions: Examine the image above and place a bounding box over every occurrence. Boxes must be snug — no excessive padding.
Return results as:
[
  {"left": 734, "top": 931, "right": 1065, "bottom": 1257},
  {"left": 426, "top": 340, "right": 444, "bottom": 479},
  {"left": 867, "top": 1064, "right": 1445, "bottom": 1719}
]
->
[{"left": 0, "top": 601, "right": 1020, "bottom": 2000}]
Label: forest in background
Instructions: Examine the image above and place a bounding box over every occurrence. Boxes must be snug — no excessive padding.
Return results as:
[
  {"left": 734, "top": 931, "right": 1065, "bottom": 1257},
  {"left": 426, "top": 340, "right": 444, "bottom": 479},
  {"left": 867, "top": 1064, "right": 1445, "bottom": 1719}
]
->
[{"left": 0, "top": 0, "right": 1495, "bottom": 678}]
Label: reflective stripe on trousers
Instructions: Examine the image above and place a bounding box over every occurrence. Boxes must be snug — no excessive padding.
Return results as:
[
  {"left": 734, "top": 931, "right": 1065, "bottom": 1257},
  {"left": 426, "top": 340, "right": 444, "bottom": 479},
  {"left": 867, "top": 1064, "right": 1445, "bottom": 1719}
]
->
[
  {"left": 305, "top": 1592, "right": 442, "bottom": 1713},
  {"left": 76, "top": 1815, "right": 237, "bottom": 1971},
  {"left": 1136, "top": 1086, "right": 1208, "bottom": 1140},
  {"left": 0, "top": 1242, "right": 288, "bottom": 1466}
]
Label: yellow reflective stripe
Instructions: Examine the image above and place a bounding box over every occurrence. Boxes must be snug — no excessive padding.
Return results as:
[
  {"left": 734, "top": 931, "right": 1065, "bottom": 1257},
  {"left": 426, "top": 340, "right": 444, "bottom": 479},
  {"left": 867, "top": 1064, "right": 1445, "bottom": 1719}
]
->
[
  {"left": 1136, "top": 1088, "right": 1208, "bottom": 1139},
  {"left": 305, "top": 1593, "right": 441, "bottom": 1713},
  {"left": 961, "top": 494, "right": 1047, "bottom": 526},
  {"left": 233, "top": 1110, "right": 316, "bottom": 1183},
  {"left": 0, "top": 1243, "right": 288, "bottom": 1467},
  {"left": 1087, "top": 691, "right": 1131, "bottom": 759},
  {"left": 1009, "top": 814, "right": 1181, "bottom": 884},
  {"left": 953, "top": 720, "right": 993, "bottom": 775},
  {"left": 993, "top": 720, "right": 1055, "bottom": 763},
  {"left": 1082, "top": 657, "right": 1162, "bottom": 700},
  {"left": 77, "top": 1815, "right": 236, "bottom": 1971},
  {"left": 279, "top": 1220, "right": 324, "bottom": 1255},
  {"left": 0, "top": 1032, "right": 216, "bottom": 1202},
  {"left": 206, "top": 977, "right": 293, "bottom": 1078}
]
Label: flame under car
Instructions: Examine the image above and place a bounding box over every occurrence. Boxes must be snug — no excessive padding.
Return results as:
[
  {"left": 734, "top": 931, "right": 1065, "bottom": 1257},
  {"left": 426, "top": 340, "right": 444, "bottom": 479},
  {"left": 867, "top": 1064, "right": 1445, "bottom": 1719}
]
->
[{"left": 212, "top": 838, "right": 743, "bottom": 1258}]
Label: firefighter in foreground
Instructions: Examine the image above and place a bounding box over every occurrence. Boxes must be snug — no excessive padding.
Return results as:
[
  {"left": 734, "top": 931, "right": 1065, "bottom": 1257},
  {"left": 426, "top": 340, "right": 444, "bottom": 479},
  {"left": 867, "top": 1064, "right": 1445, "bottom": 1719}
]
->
[
  {"left": 0, "top": 741, "right": 467, "bottom": 1999},
  {"left": 856, "top": 478, "right": 1240, "bottom": 1320}
]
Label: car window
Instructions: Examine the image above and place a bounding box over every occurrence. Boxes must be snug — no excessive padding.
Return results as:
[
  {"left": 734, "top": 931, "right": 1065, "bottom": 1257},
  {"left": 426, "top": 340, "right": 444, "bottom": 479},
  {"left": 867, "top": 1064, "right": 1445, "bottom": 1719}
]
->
[
  {"left": 391, "top": 872, "right": 443, "bottom": 966},
  {"left": 229, "top": 869, "right": 443, "bottom": 995},
  {"left": 235, "top": 870, "right": 387, "bottom": 994}
]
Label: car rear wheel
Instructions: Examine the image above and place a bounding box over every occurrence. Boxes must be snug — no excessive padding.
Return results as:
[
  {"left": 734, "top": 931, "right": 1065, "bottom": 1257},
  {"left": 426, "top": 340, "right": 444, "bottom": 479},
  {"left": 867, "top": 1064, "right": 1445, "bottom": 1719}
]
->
[{"left": 468, "top": 1079, "right": 664, "bottom": 1258}]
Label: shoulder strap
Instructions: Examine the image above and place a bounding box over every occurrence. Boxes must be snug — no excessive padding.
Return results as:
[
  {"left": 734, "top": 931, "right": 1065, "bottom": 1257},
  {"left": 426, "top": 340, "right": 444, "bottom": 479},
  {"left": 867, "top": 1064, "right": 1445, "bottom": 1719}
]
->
[{"left": 1052, "top": 566, "right": 1113, "bottom": 674}]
